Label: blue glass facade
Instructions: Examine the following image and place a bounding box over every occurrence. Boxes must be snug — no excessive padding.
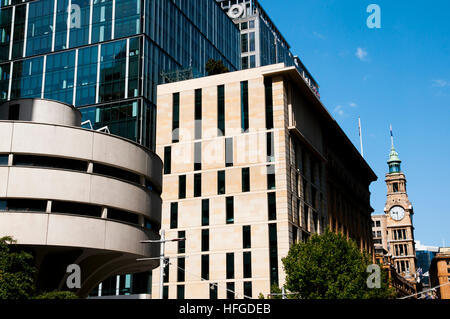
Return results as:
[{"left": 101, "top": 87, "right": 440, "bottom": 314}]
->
[{"left": 0, "top": 0, "right": 240, "bottom": 149}]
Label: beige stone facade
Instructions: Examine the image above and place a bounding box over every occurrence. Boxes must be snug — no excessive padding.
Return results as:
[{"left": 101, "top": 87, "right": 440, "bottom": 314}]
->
[
  {"left": 430, "top": 250, "right": 450, "bottom": 299},
  {"left": 153, "top": 64, "right": 376, "bottom": 299}
]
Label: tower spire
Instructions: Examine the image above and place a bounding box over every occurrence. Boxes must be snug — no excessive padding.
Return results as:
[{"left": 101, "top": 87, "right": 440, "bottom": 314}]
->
[{"left": 388, "top": 125, "right": 401, "bottom": 173}]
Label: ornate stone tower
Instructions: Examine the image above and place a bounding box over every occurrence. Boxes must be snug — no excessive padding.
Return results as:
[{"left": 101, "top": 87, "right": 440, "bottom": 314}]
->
[{"left": 384, "top": 128, "right": 417, "bottom": 281}]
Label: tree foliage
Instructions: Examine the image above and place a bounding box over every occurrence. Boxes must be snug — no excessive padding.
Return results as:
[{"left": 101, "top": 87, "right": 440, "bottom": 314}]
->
[
  {"left": 0, "top": 236, "right": 79, "bottom": 299},
  {"left": 0, "top": 236, "right": 36, "bottom": 299},
  {"left": 282, "top": 230, "right": 395, "bottom": 299},
  {"left": 34, "top": 291, "right": 79, "bottom": 299},
  {"left": 205, "top": 58, "right": 229, "bottom": 76}
]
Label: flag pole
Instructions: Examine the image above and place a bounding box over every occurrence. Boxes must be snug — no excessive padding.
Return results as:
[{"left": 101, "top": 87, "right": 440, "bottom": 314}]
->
[{"left": 358, "top": 117, "right": 364, "bottom": 158}]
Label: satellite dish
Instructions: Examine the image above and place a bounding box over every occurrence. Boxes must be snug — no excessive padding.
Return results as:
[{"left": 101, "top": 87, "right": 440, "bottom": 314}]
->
[{"left": 228, "top": 4, "right": 245, "bottom": 19}]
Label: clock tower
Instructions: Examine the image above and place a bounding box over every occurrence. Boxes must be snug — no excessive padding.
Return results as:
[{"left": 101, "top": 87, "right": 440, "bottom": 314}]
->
[{"left": 384, "top": 129, "right": 417, "bottom": 282}]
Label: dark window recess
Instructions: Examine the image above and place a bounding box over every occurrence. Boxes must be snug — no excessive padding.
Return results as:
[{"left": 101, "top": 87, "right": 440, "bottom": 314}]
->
[
  {"left": 164, "top": 146, "right": 171, "bottom": 175},
  {"left": 264, "top": 78, "right": 273, "bottom": 130},
  {"left": 243, "top": 225, "right": 251, "bottom": 249},
  {"left": 144, "top": 217, "right": 160, "bottom": 231},
  {"left": 195, "top": 89, "right": 202, "bottom": 140},
  {"left": 226, "top": 253, "right": 235, "bottom": 279},
  {"left": 52, "top": 200, "right": 102, "bottom": 218},
  {"left": 269, "top": 223, "right": 279, "bottom": 286},
  {"left": 194, "top": 142, "right": 202, "bottom": 171},
  {"left": 177, "top": 285, "right": 185, "bottom": 299},
  {"left": 227, "top": 283, "right": 235, "bottom": 299},
  {"left": 177, "top": 257, "right": 185, "bottom": 282},
  {"left": 179, "top": 175, "right": 186, "bottom": 199},
  {"left": 194, "top": 173, "right": 202, "bottom": 198},
  {"left": 210, "top": 283, "right": 218, "bottom": 299},
  {"left": 178, "top": 231, "right": 186, "bottom": 254},
  {"left": 170, "top": 203, "right": 178, "bottom": 229},
  {"left": 201, "top": 255, "right": 209, "bottom": 280},
  {"left": 218, "top": 170, "right": 225, "bottom": 195},
  {"left": 267, "top": 132, "right": 274, "bottom": 162},
  {"left": 218, "top": 85, "right": 225, "bottom": 136},
  {"left": 202, "top": 229, "right": 209, "bottom": 252},
  {"left": 172, "top": 93, "right": 180, "bottom": 143},
  {"left": 0, "top": 198, "right": 47, "bottom": 212},
  {"left": 241, "top": 81, "right": 249, "bottom": 132},
  {"left": 0, "top": 155, "right": 8, "bottom": 166},
  {"left": 93, "top": 163, "right": 140, "bottom": 184},
  {"left": 267, "top": 165, "right": 276, "bottom": 190},
  {"left": 243, "top": 252, "right": 252, "bottom": 278},
  {"left": 145, "top": 179, "right": 161, "bottom": 195},
  {"left": 226, "top": 197, "right": 234, "bottom": 224},
  {"left": 8, "top": 104, "right": 20, "bottom": 120},
  {"left": 163, "top": 258, "right": 170, "bottom": 283},
  {"left": 163, "top": 286, "right": 169, "bottom": 299},
  {"left": 268, "top": 192, "right": 277, "bottom": 221},
  {"left": 242, "top": 168, "right": 250, "bottom": 192},
  {"left": 244, "top": 282, "right": 252, "bottom": 299},
  {"left": 202, "top": 199, "right": 209, "bottom": 226},
  {"left": 107, "top": 208, "right": 139, "bottom": 225},
  {"left": 13, "top": 154, "right": 88, "bottom": 172},
  {"left": 225, "top": 138, "right": 233, "bottom": 167}
]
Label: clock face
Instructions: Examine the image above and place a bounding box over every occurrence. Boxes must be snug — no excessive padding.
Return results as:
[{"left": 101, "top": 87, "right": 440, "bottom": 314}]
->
[{"left": 389, "top": 206, "right": 405, "bottom": 221}]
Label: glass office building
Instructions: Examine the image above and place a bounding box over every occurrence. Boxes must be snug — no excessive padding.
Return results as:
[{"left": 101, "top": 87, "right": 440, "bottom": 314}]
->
[
  {"left": 216, "top": 0, "right": 320, "bottom": 97},
  {"left": 0, "top": 0, "right": 240, "bottom": 150}
]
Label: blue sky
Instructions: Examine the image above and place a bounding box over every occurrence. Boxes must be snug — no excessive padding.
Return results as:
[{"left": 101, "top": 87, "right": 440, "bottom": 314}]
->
[{"left": 259, "top": 0, "right": 450, "bottom": 247}]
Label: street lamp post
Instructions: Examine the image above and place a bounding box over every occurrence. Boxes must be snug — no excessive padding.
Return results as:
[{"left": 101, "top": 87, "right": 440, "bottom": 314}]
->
[{"left": 137, "top": 230, "right": 185, "bottom": 299}]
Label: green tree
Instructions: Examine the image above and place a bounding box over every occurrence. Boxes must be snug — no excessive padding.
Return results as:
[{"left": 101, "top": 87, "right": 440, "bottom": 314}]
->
[
  {"left": 34, "top": 291, "right": 79, "bottom": 299},
  {"left": 282, "top": 230, "right": 395, "bottom": 299},
  {"left": 0, "top": 236, "right": 36, "bottom": 299},
  {"left": 205, "top": 58, "right": 229, "bottom": 76}
]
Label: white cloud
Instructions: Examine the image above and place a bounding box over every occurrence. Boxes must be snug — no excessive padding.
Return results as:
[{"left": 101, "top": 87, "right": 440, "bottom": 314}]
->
[
  {"left": 349, "top": 102, "right": 358, "bottom": 108},
  {"left": 355, "top": 47, "right": 368, "bottom": 61},
  {"left": 313, "top": 31, "right": 326, "bottom": 40},
  {"left": 334, "top": 105, "right": 345, "bottom": 117},
  {"left": 432, "top": 79, "right": 449, "bottom": 88}
]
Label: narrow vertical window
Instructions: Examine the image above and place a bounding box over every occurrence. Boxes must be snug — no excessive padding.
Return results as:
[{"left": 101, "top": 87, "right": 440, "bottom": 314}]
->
[
  {"left": 210, "top": 283, "right": 218, "bottom": 299},
  {"left": 267, "top": 165, "right": 276, "bottom": 190},
  {"left": 218, "top": 85, "right": 225, "bottom": 136},
  {"left": 164, "top": 146, "right": 171, "bottom": 175},
  {"left": 202, "top": 229, "right": 209, "bottom": 252},
  {"left": 225, "top": 137, "right": 233, "bottom": 167},
  {"left": 240, "top": 81, "right": 249, "bottom": 132},
  {"left": 218, "top": 170, "right": 226, "bottom": 195},
  {"left": 267, "top": 132, "right": 274, "bottom": 162},
  {"left": 202, "top": 199, "right": 209, "bottom": 226},
  {"left": 243, "top": 225, "right": 251, "bottom": 249},
  {"left": 227, "top": 283, "right": 235, "bottom": 299},
  {"left": 178, "top": 175, "right": 186, "bottom": 199},
  {"left": 170, "top": 203, "right": 178, "bottom": 229},
  {"left": 177, "top": 285, "right": 185, "bottom": 299},
  {"left": 303, "top": 204, "right": 309, "bottom": 231},
  {"left": 195, "top": 89, "right": 202, "bottom": 140},
  {"left": 268, "top": 192, "right": 277, "bottom": 221},
  {"left": 178, "top": 231, "right": 185, "bottom": 254},
  {"left": 163, "top": 258, "right": 170, "bottom": 283},
  {"left": 243, "top": 282, "right": 252, "bottom": 299},
  {"left": 194, "top": 173, "right": 201, "bottom": 198},
  {"left": 162, "top": 286, "right": 169, "bottom": 299},
  {"left": 269, "top": 223, "right": 279, "bottom": 286},
  {"left": 226, "top": 253, "right": 235, "bottom": 279},
  {"left": 201, "top": 255, "right": 209, "bottom": 280},
  {"left": 194, "top": 142, "right": 202, "bottom": 171},
  {"left": 172, "top": 93, "right": 180, "bottom": 143},
  {"left": 265, "top": 77, "right": 273, "bottom": 130},
  {"left": 242, "top": 167, "right": 250, "bottom": 192},
  {"left": 243, "top": 252, "right": 252, "bottom": 278},
  {"left": 177, "top": 257, "right": 185, "bottom": 282},
  {"left": 226, "top": 197, "right": 234, "bottom": 224}
]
